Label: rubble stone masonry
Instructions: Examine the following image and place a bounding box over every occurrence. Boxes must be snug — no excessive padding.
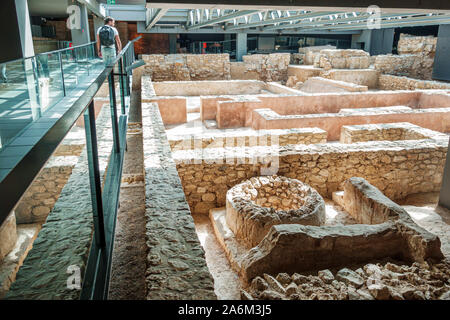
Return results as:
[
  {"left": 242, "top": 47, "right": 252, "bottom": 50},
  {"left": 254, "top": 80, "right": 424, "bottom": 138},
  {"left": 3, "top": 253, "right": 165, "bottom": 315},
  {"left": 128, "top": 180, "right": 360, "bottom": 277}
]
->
[
  {"left": 374, "top": 34, "right": 437, "bottom": 80},
  {"left": 378, "top": 74, "right": 450, "bottom": 91},
  {"left": 174, "top": 137, "right": 448, "bottom": 214},
  {"left": 142, "top": 54, "right": 231, "bottom": 81}
]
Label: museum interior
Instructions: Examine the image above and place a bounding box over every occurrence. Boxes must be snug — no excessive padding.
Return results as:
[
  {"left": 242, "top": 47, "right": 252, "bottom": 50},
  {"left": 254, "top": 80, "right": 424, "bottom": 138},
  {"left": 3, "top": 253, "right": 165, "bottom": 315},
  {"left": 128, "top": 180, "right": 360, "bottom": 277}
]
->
[{"left": 0, "top": 0, "right": 450, "bottom": 300}]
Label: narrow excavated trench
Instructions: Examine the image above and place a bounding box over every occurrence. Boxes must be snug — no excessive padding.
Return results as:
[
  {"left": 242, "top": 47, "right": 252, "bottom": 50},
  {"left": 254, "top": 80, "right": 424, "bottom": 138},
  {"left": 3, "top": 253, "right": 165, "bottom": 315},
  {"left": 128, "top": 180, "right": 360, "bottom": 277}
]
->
[{"left": 108, "top": 77, "right": 147, "bottom": 300}]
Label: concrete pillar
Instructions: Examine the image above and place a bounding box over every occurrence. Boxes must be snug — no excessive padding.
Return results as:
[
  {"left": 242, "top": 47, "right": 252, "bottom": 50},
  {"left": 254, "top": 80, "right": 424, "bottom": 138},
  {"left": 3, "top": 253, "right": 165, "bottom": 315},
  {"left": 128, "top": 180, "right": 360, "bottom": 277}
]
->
[
  {"left": 70, "top": 1, "right": 91, "bottom": 46},
  {"left": 0, "top": 0, "right": 35, "bottom": 62},
  {"left": 236, "top": 33, "right": 247, "bottom": 61},
  {"left": 439, "top": 140, "right": 450, "bottom": 210},
  {"left": 224, "top": 34, "right": 231, "bottom": 52},
  {"left": 369, "top": 28, "right": 394, "bottom": 55},
  {"left": 351, "top": 30, "right": 372, "bottom": 52},
  {"left": 169, "top": 34, "right": 177, "bottom": 54},
  {"left": 438, "top": 26, "right": 450, "bottom": 205},
  {"left": 432, "top": 25, "right": 450, "bottom": 82},
  {"left": 93, "top": 15, "right": 104, "bottom": 37},
  {"left": 0, "top": 1, "right": 40, "bottom": 120}
]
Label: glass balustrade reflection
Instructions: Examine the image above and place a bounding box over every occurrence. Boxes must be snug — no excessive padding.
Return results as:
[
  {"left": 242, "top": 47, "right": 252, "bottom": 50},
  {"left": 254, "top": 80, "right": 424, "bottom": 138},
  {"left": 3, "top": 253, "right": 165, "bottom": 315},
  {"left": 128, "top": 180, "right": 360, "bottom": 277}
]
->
[{"left": 0, "top": 43, "right": 102, "bottom": 152}]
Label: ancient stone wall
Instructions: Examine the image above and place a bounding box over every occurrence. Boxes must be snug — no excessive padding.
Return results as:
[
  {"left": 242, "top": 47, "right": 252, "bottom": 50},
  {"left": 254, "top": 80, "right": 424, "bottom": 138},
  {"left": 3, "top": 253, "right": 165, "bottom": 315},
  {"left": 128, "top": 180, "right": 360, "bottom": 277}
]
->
[
  {"left": 239, "top": 53, "right": 291, "bottom": 82},
  {"left": 316, "top": 49, "right": 370, "bottom": 70},
  {"left": 11, "top": 125, "right": 85, "bottom": 224},
  {"left": 300, "top": 45, "right": 336, "bottom": 65},
  {"left": 300, "top": 77, "right": 368, "bottom": 93},
  {"left": 142, "top": 53, "right": 294, "bottom": 83},
  {"left": 287, "top": 65, "right": 379, "bottom": 88},
  {"left": 374, "top": 54, "right": 435, "bottom": 80},
  {"left": 142, "top": 102, "right": 216, "bottom": 299},
  {"left": 397, "top": 34, "right": 437, "bottom": 56},
  {"left": 287, "top": 65, "right": 322, "bottom": 82},
  {"left": 251, "top": 107, "right": 450, "bottom": 140},
  {"left": 174, "top": 136, "right": 448, "bottom": 214},
  {"left": 168, "top": 128, "right": 327, "bottom": 151},
  {"left": 142, "top": 54, "right": 231, "bottom": 81},
  {"left": 13, "top": 156, "right": 78, "bottom": 224},
  {"left": 374, "top": 34, "right": 437, "bottom": 81},
  {"left": 378, "top": 74, "right": 450, "bottom": 90},
  {"left": 320, "top": 69, "right": 379, "bottom": 89},
  {"left": 340, "top": 123, "right": 430, "bottom": 144}
]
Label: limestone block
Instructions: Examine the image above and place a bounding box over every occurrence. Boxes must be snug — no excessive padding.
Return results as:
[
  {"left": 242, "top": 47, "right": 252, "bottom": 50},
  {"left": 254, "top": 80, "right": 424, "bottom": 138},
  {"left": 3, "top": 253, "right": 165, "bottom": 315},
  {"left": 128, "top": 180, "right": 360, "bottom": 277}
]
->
[
  {"left": 0, "top": 212, "right": 17, "bottom": 260},
  {"left": 300, "top": 77, "right": 368, "bottom": 93},
  {"left": 374, "top": 54, "right": 434, "bottom": 80},
  {"left": 397, "top": 34, "right": 437, "bottom": 56}
]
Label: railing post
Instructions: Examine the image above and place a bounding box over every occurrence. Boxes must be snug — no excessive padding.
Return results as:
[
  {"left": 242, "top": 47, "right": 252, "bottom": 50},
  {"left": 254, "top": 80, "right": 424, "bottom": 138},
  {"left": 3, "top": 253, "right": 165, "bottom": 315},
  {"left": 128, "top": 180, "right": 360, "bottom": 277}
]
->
[
  {"left": 118, "top": 57, "right": 126, "bottom": 114},
  {"left": 123, "top": 53, "right": 130, "bottom": 97},
  {"left": 84, "top": 101, "right": 106, "bottom": 248},
  {"left": 58, "top": 51, "right": 66, "bottom": 96},
  {"left": 108, "top": 72, "right": 121, "bottom": 153},
  {"left": 86, "top": 47, "right": 90, "bottom": 76}
]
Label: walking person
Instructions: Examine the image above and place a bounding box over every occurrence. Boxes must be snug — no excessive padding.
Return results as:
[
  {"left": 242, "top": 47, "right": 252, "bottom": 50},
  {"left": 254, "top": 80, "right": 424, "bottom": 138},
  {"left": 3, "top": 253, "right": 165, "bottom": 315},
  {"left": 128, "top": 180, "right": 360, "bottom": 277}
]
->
[{"left": 96, "top": 16, "right": 122, "bottom": 66}]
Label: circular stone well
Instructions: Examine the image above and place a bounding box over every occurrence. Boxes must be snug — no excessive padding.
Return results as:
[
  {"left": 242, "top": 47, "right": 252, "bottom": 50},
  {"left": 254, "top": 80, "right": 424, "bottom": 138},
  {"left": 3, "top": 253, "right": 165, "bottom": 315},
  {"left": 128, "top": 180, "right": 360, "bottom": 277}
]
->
[{"left": 225, "top": 175, "right": 325, "bottom": 248}]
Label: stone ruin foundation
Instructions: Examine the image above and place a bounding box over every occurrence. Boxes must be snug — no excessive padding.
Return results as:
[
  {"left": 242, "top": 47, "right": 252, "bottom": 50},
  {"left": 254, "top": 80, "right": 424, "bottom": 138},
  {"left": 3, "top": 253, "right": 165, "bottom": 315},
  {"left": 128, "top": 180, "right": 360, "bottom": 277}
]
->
[
  {"left": 211, "top": 177, "right": 445, "bottom": 293},
  {"left": 226, "top": 175, "right": 325, "bottom": 248},
  {"left": 142, "top": 46, "right": 450, "bottom": 300}
]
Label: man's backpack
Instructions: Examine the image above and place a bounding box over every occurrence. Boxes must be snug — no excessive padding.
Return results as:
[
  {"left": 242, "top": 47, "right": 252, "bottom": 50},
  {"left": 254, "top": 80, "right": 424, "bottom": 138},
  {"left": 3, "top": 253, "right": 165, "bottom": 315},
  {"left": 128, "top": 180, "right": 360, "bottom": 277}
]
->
[{"left": 99, "top": 25, "right": 115, "bottom": 47}]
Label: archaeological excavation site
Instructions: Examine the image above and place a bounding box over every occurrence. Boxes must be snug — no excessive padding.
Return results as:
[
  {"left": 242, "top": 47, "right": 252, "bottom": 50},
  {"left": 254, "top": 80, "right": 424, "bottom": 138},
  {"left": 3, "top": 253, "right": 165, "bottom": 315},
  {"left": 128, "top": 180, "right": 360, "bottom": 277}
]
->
[{"left": 1, "top": 0, "right": 450, "bottom": 305}]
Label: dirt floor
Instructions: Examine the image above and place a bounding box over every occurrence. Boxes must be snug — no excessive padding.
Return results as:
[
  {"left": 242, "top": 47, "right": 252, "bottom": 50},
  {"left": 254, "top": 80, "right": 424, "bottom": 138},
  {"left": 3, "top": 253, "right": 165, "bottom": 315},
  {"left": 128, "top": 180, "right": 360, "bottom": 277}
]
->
[
  {"left": 108, "top": 83, "right": 148, "bottom": 300},
  {"left": 398, "top": 192, "right": 450, "bottom": 260},
  {"left": 191, "top": 212, "right": 241, "bottom": 300}
]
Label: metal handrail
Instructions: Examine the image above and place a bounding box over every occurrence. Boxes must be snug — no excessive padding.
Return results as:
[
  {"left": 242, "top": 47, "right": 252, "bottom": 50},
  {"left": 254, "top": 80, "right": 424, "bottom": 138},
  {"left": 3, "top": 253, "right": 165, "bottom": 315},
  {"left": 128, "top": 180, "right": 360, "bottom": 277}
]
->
[
  {"left": 1, "top": 41, "right": 97, "bottom": 65},
  {"left": 35, "top": 41, "right": 97, "bottom": 57}
]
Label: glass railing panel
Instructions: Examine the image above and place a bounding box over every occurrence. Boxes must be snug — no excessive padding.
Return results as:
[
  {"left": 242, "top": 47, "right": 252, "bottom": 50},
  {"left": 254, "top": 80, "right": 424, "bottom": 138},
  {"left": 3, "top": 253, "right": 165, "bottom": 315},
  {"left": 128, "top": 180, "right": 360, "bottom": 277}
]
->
[
  {"left": 0, "top": 58, "right": 37, "bottom": 151},
  {"left": 35, "top": 52, "right": 65, "bottom": 113},
  {"left": 60, "top": 48, "right": 80, "bottom": 91},
  {"left": 0, "top": 42, "right": 104, "bottom": 152}
]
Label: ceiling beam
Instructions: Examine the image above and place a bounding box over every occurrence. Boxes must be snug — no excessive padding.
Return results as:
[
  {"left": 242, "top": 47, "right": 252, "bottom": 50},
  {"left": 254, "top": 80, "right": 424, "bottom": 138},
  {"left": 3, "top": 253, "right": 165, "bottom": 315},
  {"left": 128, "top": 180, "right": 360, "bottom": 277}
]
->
[
  {"left": 104, "top": 4, "right": 146, "bottom": 21},
  {"left": 78, "top": 0, "right": 105, "bottom": 18},
  {"left": 146, "top": 8, "right": 169, "bottom": 30},
  {"left": 136, "top": 21, "right": 361, "bottom": 34},
  {"left": 186, "top": 9, "right": 261, "bottom": 29},
  {"left": 226, "top": 11, "right": 342, "bottom": 30},
  {"left": 264, "top": 12, "right": 421, "bottom": 31},
  {"left": 145, "top": 1, "right": 450, "bottom": 12},
  {"left": 302, "top": 14, "right": 450, "bottom": 31}
]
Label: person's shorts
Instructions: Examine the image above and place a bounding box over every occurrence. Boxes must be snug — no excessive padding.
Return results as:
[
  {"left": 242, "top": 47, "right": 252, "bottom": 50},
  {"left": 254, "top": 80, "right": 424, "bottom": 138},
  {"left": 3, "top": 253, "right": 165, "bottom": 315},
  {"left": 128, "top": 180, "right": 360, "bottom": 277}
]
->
[{"left": 101, "top": 46, "right": 116, "bottom": 66}]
